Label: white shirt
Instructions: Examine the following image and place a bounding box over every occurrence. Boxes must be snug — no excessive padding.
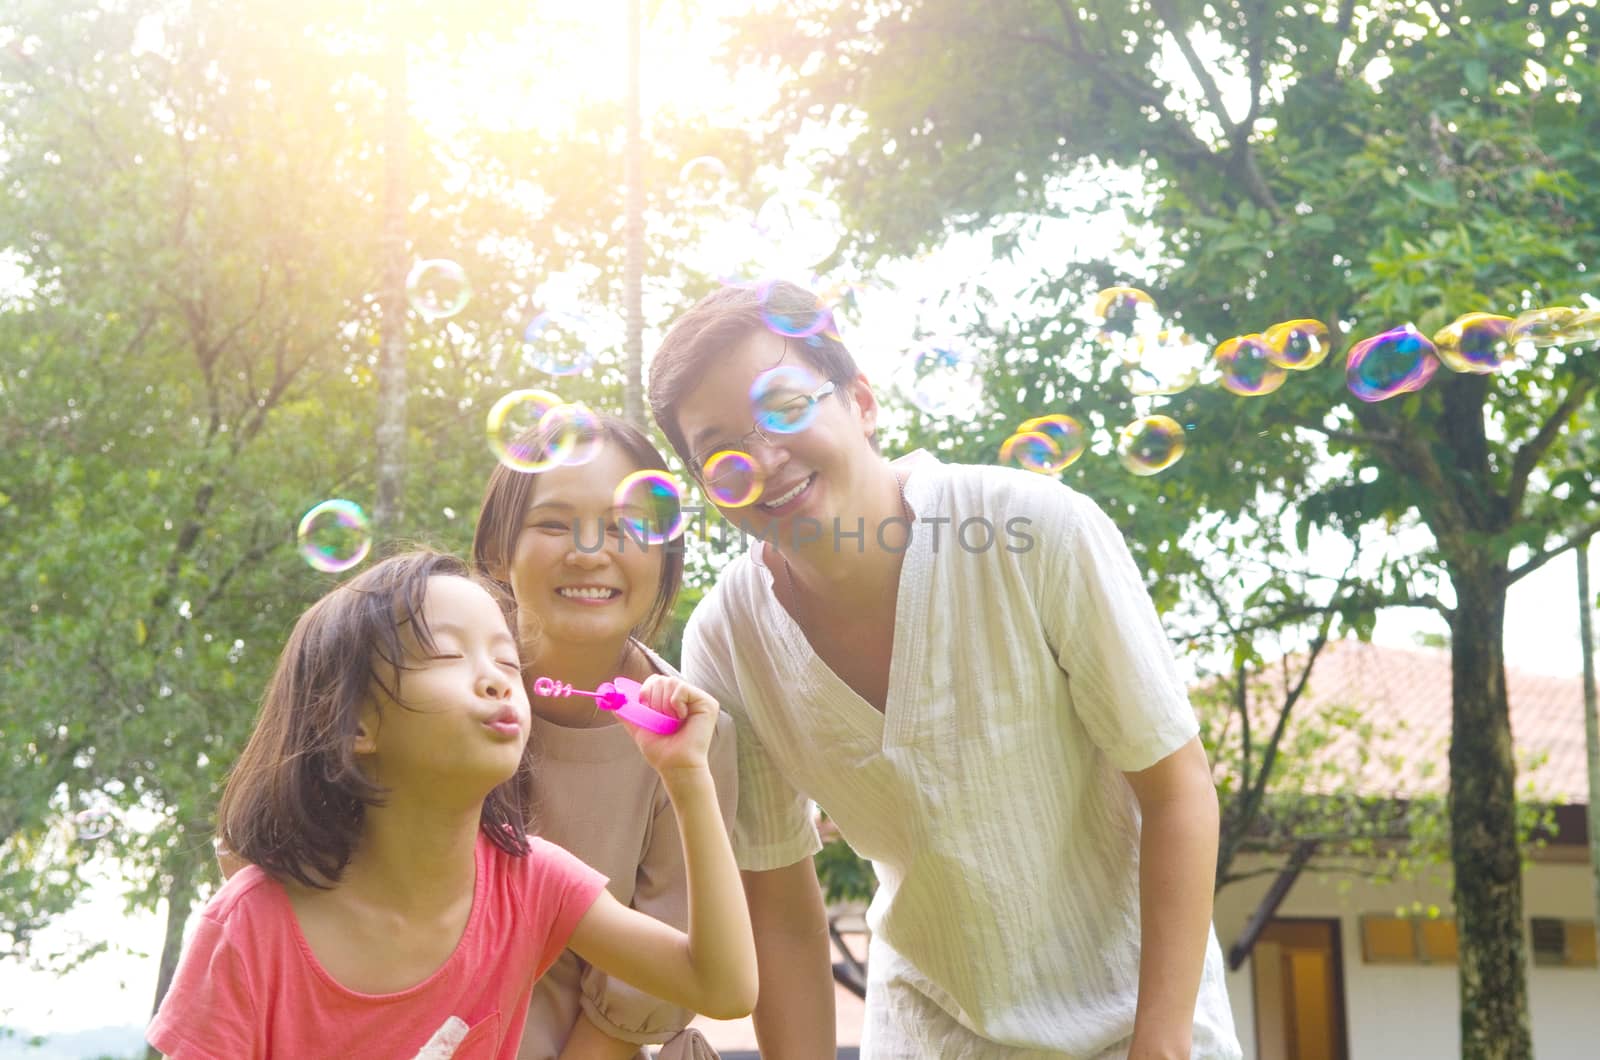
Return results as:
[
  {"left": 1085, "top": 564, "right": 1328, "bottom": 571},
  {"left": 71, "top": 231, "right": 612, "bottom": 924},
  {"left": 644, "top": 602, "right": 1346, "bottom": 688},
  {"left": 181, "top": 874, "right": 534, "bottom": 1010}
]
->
[{"left": 680, "top": 452, "right": 1241, "bottom": 1059}]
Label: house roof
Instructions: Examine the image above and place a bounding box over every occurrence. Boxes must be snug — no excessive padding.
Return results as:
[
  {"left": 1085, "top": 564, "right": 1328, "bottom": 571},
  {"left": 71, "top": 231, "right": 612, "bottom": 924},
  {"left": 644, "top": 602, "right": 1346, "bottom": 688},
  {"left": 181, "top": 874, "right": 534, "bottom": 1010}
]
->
[{"left": 1221, "top": 640, "right": 1593, "bottom": 806}]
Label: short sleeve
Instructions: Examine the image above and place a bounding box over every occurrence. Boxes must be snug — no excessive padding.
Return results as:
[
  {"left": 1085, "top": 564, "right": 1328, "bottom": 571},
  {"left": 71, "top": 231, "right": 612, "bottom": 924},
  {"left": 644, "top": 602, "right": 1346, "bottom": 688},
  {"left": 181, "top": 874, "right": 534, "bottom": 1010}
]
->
[
  {"left": 681, "top": 595, "right": 820, "bottom": 872},
  {"left": 576, "top": 714, "right": 739, "bottom": 1044},
  {"left": 1040, "top": 486, "right": 1200, "bottom": 772},
  {"left": 523, "top": 838, "right": 610, "bottom": 975},
  {"left": 146, "top": 914, "right": 259, "bottom": 1059}
]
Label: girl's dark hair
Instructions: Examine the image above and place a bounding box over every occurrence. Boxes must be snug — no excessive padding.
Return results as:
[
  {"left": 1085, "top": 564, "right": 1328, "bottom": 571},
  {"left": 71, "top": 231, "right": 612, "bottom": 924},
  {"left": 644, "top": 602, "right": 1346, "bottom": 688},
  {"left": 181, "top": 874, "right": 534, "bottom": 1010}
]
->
[
  {"left": 472, "top": 411, "right": 685, "bottom": 649},
  {"left": 216, "top": 550, "right": 535, "bottom": 889}
]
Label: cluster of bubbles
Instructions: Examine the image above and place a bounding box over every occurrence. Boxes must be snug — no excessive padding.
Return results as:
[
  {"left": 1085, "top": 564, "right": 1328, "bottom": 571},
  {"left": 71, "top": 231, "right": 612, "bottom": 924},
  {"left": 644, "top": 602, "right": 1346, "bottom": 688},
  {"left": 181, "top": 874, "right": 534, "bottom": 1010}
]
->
[
  {"left": 995, "top": 285, "right": 1599, "bottom": 478},
  {"left": 1346, "top": 308, "right": 1600, "bottom": 402},
  {"left": 483, "top": 390, "right": 692, "bottom": 545}
]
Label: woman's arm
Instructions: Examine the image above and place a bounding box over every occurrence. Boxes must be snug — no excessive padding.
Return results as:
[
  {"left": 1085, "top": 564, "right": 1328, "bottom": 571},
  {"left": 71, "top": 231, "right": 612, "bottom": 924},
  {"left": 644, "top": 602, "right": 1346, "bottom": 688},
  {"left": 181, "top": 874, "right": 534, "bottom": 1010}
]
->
[{"left": 566, "top": 677, "right": 758, "bottom": 1021}]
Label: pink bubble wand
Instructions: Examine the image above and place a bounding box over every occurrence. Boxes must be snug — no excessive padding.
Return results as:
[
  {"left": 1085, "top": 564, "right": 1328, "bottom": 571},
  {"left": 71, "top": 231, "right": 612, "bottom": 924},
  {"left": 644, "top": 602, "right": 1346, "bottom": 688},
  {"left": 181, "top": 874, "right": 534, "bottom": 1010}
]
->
[{"left": 531, "top": 676, "right": 683, "bottom": 735}]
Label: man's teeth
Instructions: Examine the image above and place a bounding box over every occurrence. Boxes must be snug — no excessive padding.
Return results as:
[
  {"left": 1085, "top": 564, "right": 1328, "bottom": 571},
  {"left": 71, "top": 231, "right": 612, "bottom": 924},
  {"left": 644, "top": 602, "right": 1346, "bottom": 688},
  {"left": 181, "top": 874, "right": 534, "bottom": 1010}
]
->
[
  {"left": 762, "top": 476, "right": 811, "bottom": 509},
  {"left": 558, "top": 587, "right": 617, "bottom": 600}
]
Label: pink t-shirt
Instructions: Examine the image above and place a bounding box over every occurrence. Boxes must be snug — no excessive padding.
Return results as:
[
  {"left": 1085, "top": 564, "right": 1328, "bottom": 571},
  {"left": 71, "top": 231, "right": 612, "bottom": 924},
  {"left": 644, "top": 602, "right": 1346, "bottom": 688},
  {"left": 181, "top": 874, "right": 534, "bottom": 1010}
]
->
[{"left": 146, "top": 833, "right": 608, "bottom": 1060}]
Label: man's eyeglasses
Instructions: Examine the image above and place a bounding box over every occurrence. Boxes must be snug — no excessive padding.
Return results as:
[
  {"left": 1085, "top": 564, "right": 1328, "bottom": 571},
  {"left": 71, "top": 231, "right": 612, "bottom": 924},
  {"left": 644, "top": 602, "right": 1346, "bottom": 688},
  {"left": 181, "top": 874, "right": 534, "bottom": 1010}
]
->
[{"left": 692, "top": 378, "right": 838, "bottom": 481}]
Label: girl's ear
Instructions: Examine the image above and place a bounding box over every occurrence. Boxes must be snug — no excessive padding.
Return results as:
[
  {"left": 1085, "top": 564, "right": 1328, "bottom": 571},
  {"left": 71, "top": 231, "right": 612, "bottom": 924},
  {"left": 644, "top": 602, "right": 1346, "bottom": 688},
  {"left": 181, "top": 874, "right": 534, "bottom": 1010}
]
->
[{"left": 353, "top": 700, "right": 380, "bottom": 756}]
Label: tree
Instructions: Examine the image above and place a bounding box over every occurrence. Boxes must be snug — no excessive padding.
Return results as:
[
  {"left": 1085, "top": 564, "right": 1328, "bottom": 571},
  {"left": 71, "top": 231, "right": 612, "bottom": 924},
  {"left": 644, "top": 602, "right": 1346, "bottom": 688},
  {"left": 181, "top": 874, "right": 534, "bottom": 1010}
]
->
[
  {"left": 730, "top": 1, "right": 1600, "bottom": 1054},
  {"left": 0, "top": 0, "right": 771, "bottom": 1036}
]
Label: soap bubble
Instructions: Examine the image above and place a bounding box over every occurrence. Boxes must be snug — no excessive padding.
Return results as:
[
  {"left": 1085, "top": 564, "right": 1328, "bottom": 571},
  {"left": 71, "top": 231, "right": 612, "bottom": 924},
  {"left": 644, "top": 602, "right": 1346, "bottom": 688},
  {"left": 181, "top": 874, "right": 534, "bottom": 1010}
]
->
[
  {"left": 1000, "top": 431, "right": 1063, "bottom": 474},
  {"left": 1433, "top": 313, "right": 1514, "bottom": 374},
  {"left": 405, "top": 259, "right": 471, "bottom": 321},
  {"left": 1013, "top": 414, "right": 1087, "bottom": 472},
  {"left": 1346, "top": 323, "right": 1440, "bottom": 402},
  {"left": 485, "top": 389, "right": 576, "bottom": 473},
  {"left": 1263, "top": 319, "right": 1332, "bottom": 370},
  {"left": 521, "top": 310, "right": 603, "bottom": 377},
  {"left": 753, "top": 190, "right": 843, "bottom": 271},
  {"left": 751, "top": 365, "right": 830, "bottom": 435},
  {"left": 1091, "top": 287, "right": 1161, "bottom": 347},
  {"left": 296, "top": 500, "right": 373, "bottom": 574},
  {"left": 72, "top": 804, "right": 115, "bottom": 842},
  {"left": 1124, "top": 330, "right": 1207, "bottom": 395},
  {"left": 702, "top": 450, "right": 765, "bottom": 508},
  {"left": 679, "top": 156, "right": 729, "bottom": 208},
  {"left": 1117, "top": 415, "right": 1187, "bottom": 476},
  {"left": 1215, "top": 335, "right": 1288, "bottom": 397},
  {"left": 757, "top": 280, "right": 833, "bottom": 339},
  {"left": 896, "top": 341, "right": 982, "bottom": 417},
  {"left": 614, "top": 470, "right": 686, "bottom": 545}
]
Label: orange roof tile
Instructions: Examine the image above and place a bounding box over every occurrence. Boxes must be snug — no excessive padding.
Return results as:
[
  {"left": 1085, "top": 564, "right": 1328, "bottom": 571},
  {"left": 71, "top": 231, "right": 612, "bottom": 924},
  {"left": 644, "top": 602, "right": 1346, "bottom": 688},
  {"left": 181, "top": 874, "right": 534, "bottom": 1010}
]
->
[{"left": 1214, "top": 640, "right": 1593, "bottom": 806}]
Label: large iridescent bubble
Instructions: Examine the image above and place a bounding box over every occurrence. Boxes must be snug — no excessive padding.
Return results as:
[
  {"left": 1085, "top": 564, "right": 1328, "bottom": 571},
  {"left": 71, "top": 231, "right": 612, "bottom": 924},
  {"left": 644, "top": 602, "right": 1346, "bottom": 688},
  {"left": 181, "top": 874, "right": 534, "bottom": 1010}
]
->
[{"left": 1346, "top": 323, "right": 1439, "bottom": 402}]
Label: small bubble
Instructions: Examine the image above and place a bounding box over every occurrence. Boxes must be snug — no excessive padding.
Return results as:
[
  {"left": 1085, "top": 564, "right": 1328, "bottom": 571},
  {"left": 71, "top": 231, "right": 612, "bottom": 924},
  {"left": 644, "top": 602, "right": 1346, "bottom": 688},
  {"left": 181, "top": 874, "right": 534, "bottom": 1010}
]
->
[
  {"left": 895, "top": 342, "right": 981, "bottom": 418},
  {"left": 679, "top": 156, "right": 729, "bottom": 208},
  {"left": 1263, "top": 319, "right": 1332, "bottom": 370},
  {"left": 296, "top": 500, "right": 373, "bottom": 573},
  {"left": 521, "top": 309, "right": 603, "bottom": 377},
  {"left": 751, "top": 365, "right": 829, "bottom": 436},
  {"left": 1215, "top": 335, "right": 1288, "bottom": 397},
  {"left": 73, "top": 804, "right": 115, "bottom": 842},
  {"left": 1117, "top": 415, "right": 1187, "bottom": 476},
  {"left": 702, "top": 450, "right": 765, "bottom": 508},
  {"left": 405, "top": 259, "right": 471, "bottom": 322},
  {"left": 614, "top": 471, "right": 686, "bottom": 544}
]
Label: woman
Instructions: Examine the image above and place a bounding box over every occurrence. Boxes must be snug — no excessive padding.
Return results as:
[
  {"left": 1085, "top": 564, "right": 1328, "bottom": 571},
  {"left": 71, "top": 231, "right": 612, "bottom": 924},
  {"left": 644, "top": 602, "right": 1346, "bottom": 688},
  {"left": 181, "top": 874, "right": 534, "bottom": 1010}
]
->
[{"left": 473, "top": 412, "right": 737, "bottom": 1060}]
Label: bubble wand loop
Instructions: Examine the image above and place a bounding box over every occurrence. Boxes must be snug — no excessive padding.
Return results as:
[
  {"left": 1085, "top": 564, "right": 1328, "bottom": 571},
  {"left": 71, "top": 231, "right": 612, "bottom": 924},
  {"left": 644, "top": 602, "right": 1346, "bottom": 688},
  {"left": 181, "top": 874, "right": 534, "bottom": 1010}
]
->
[{"left": 531, "top": 676, "right": 683, "bottom": 735}]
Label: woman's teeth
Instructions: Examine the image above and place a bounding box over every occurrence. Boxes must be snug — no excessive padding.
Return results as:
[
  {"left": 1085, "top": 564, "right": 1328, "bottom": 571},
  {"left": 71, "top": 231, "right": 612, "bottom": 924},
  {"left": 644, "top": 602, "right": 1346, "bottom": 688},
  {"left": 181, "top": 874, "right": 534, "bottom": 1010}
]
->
[{"left": 558, "top": 587, "right": 618, "bottom": 600}]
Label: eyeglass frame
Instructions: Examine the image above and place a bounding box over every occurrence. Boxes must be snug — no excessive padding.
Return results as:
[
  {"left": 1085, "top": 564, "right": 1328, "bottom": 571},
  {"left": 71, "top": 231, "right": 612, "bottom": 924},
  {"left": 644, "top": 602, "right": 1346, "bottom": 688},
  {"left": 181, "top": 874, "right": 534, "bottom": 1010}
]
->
[{"left": 690, "top": 376, "right": 840, "bottom": 481}]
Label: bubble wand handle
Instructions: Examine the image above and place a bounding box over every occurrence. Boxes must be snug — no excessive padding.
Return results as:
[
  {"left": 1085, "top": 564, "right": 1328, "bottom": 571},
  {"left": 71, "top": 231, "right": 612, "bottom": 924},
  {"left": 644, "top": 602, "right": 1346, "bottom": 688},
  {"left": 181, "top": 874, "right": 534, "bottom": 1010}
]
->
[{"left": 531, "top": 675, "right": 683, "bottom": 735}]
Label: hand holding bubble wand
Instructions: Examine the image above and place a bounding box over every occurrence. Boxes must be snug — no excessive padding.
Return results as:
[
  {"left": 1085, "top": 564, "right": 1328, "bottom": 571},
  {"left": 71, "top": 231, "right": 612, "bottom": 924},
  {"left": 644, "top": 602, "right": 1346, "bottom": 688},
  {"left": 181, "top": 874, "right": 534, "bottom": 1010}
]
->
[{"left": 532, "top": 675, "right": 684, "bottom": 735}]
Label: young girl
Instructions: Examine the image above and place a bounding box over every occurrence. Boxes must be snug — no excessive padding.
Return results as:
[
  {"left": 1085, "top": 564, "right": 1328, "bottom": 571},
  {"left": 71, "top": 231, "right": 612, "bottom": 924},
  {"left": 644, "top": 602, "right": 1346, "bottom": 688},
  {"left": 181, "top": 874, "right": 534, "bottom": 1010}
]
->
[
  {"left": 148, "top": 550, "right": 755, "bottom": 1059},
  {"left": 472, "top": 414, "right": 738, "bottom": 1060}
]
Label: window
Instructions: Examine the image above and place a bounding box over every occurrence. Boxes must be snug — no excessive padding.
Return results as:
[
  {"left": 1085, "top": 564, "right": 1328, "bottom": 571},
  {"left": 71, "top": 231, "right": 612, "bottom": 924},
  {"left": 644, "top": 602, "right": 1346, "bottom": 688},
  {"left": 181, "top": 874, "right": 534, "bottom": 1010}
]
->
[
  {"left": 1531, "top": 918, "right": 1599, "bottom": 968},
  {"left": 1359, "top": 914, "right": 1458, "bottom": 965}
]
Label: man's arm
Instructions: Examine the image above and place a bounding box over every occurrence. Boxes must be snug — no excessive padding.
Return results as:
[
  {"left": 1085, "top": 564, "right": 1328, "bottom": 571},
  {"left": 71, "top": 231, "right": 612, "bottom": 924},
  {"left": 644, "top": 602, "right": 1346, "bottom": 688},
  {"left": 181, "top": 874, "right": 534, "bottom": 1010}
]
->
[
  {"left": 1122, "top": 736, "right": 1221, "bottom": 1060},
  {"left": 742, "top": 859, "right": 837, "bottom": 1060}
]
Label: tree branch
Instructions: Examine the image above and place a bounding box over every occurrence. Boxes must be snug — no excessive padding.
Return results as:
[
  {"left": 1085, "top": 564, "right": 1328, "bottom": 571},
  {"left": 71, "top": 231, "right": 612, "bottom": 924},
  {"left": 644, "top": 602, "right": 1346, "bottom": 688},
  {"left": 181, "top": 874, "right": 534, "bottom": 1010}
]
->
[
  {"left": 1506, "top": 376, "right": 1595, "bottom": 514},
  {"left": 1149, "top": 0, "right": 1235, "bottom": 137},
  {"left": 1507, "top": 513, "right": 1600, "bottom": 585}
]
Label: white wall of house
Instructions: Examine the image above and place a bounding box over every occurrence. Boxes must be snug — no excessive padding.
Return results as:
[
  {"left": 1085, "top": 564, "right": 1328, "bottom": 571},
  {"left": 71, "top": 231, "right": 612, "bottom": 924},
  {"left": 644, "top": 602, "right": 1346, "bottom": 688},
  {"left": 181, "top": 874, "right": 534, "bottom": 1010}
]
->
[{"left": 1213, "top": 854, "right": 1600, "bottom": 1059}]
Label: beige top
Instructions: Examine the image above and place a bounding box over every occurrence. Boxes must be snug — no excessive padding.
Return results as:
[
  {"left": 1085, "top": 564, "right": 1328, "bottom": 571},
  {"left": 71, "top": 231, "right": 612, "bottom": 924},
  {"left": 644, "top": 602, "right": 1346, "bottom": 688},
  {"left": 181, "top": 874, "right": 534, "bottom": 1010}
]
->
[{"left": 518, "top": 643, "right": 738, "bottom": 1060}]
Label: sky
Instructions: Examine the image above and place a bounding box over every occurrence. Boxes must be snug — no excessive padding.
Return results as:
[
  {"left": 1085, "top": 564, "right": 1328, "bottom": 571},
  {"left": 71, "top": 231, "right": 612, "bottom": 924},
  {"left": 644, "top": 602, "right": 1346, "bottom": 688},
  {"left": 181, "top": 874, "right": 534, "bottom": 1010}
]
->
[{"left": 5, "top": 0, "right": 1598, "bottom": 1045}]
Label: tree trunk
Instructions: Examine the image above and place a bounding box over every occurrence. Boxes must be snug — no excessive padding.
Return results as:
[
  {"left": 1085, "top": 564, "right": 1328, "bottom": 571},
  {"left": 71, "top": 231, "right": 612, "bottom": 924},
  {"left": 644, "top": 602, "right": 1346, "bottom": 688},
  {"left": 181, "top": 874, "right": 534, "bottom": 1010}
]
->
[
  {"left": 621, "top": 0, "right": 645, "bottom": 428},
  {"left": 144, "top": 841, "right": 204, "bottom": 1060},
  {"left": 1577, "top": 543, "right": 1600, "bottom": 956},
  {"left": 1449, "top": 558, "right": 1533, "bottom": 1059},
  {"left": 374, "top": 33, "right": 409, "bottom": 532}
]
